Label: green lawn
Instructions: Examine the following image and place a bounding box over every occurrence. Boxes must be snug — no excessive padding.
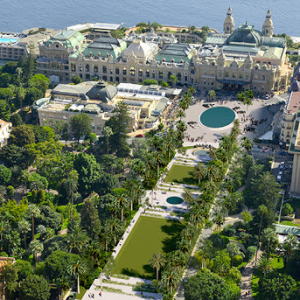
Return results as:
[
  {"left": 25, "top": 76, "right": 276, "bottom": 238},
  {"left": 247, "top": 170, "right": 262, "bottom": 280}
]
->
[
  {"left": 165, "top": 164, "right": 197, "bottom": 185},
  {"left": 280, "top": 220, "right": 300, "bottom": 228},
  {"left": 112, "top": 216, "right": 184, "bottom": 279},
  {"left": 76, "top": 287, "right": 87, "bottom": 300}
]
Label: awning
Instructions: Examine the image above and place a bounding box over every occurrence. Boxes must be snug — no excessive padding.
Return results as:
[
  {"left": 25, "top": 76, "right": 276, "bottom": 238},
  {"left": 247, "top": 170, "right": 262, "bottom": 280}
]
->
[{"left": 258, "top": 130, "right": 273, "bottom": 140}]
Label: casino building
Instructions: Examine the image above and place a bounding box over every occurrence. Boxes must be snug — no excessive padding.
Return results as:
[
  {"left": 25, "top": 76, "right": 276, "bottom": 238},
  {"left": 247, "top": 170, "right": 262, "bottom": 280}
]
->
[{"left": 36, "top": 9, "right": 292, "bottom": 94}]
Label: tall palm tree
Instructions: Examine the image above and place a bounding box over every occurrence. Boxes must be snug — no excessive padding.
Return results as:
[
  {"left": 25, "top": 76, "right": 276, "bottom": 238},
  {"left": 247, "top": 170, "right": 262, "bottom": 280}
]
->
[
  {"left": 255, "top": 204, "right": 268, "bottom": 262},
  {"left": 102, "top": 126, "right": 113, "bottom": 154},
  {"left": 226, "top": 242, "right": 244, "bottom": 267},
  {"left": 262, "top": 228, "right": 278, "bottom": 260},
  {"left": 241, "top": 137, "right": 253, "bottom": 152},
  {"left": 28, "top": 240, "right": 43, "bottom": 263},
  {"left": 151, "top": 153, "right": 164, "bottom": 179},
  {"left": 109, "top": 218, "right": 122, "bottom": 245},
  {"left": 67, "top": 224, "right": 88, "bottom": 254},
  {"left": 168, "top": 250, "right": 187, "bottom": 271},
  {"left": 16, "top": 67, "right": 22, "bottom": 87},
  {"left": 149, "top": 252, "right": 166, "bottom": 280},
  {"left": 197, "top": 239, "right": 213, "bottom": 269},
  {"left": 283, "top": 234, "right": 298, "bottom": 264},
  {"left": 189, "top": 207, "right": 204, "bottom": 230},
  {"left": 193, "top": 162, "right": 207, "bottom": 185},
  {"left": 27, "top": 204, "right": 40, "bottom": 241},
  {"left": 178, "top": 238, "right": 190, "bottom": 254},
  {"left": 161, "top": 270, "right": 180, "bottom": 294},
  {"left": 68, "top": 260, "right": 87, "bottom": 294},
  {"left": 64, "top": 170, "right": 79, "bottom": 213},
  {"left": 213, "top": 210, "right": 225, "bottom": 232},
  {"left": 116, "top": 193, "right": 129, "bottom": 222},
  {"left": 18, "top": 219, "right": 31, "bottom": 249},
  {"left": 16, "top": 86, "right": 26, "bottom": 109},
  {"left": 183, "top": 189, "right": 194, "bottom": 210},
  {"left": 188, "top": 86, "right": 196, "bottom": 95}
]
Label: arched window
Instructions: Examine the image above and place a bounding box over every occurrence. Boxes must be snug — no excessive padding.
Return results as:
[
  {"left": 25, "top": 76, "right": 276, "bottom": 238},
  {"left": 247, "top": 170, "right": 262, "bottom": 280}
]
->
[
  {"left": 85, "top": 64, "right": 90, "bottom": 72},
  {"left": 146, "top": 69, "right": 150, "bottom": 77},
  {"left": 159, "top": 71, "right": 163, "bottom": 79},
  {"left": 103, "top": 66, "right": 107, "bottom": 73},
  {"left": 130, "top": 67, "right": 135, "bottom": 76},
  {"left": 139, "top": 69, "right": 143, "bottom": 77},
  {"left": 94, "top": 65, "right": 98, "bottom": 73},
  {"left": 177, "top": 73, "right": 182, "bottom": 81},
  {"left": 123, "top": 67, "right": 127, "bottom": 75}
]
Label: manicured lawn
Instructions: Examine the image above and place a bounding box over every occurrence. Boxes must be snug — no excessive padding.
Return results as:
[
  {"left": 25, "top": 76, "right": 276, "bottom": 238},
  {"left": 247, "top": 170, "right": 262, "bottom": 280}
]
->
[
  {"left": 165, "top": 164, "right": 197, "bottom": 185},
  {"left": 76, "top": 286, "right": 87, "bottom": 300},
  {"left": 280, "top": 220, "right": 300, "bottom": 228},
  {"left": 112, "top": 216, "right": 184, "bottom": 279}
]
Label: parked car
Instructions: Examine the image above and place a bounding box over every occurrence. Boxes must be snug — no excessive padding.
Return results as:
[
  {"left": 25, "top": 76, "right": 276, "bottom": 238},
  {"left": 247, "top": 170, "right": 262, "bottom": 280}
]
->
[
  {"left": 279, "top": 151, "right": 288, "bottom": 155},
  {"left": 279, "top": 162, "right": 284, "bottom": 170},
  {"left": 276, "top": 174, "right": 282, "bottom": 182},
  {"left": 135, "top": 134, "right": 144, "bottom": 138}
]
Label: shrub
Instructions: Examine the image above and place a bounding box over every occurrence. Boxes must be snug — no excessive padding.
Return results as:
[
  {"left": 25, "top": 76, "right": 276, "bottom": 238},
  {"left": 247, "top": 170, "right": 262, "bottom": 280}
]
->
[
  {"left": 232, "top": 255, "right": 243, "bottom": 267},
  {"left": 282, "top": 203, "right": 294, "bottom": 216},
  {"left": 6, "top": 185, "right": 14, "bottom": 198},
  {"left": 0, "top": 251, "right": 8, "bottom": 256},
  {"left": 246, "top": 246, "right": 256, "bottom": 261},
  {"left": 222, "top": 225, "right": 236, "bottom": 237}
]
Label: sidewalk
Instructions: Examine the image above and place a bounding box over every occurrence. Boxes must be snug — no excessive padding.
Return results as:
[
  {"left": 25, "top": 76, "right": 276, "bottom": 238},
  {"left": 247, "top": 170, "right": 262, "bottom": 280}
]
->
[{"left": 239, "top": 250, "right": 262, "bottom": 300}]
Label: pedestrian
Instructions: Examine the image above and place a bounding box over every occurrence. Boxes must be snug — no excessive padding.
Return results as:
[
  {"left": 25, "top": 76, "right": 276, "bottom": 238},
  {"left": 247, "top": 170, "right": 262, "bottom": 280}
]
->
[
  {"left": 99, "top": 291, "right": 102, "bottom": 297},
  {"left": 88, "top": 294, "right": 91, "bottom": 298}
]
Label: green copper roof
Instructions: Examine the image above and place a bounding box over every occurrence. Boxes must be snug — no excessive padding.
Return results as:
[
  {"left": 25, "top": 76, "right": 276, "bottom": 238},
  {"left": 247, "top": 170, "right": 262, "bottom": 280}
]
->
[
  {"left": 45, "top": 29, "right": 85, "bottom": 49},
  {"left": 206, "top": 34, "right": 228, "bottom": 45},
  {"left": 155, "top": 43, "right": 193, "bottom": 63},
  {"left": 262, "top": 37, "right": 285, "bottom": 48},
  {"left": 81, "top": 37, "right": 127, "bottom": 58}
]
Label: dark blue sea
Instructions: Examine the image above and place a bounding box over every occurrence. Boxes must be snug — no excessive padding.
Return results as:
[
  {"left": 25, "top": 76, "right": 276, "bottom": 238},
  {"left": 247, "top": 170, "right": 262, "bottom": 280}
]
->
[{"left": 1, "top": 0, "right": 299, "bottom": 36}]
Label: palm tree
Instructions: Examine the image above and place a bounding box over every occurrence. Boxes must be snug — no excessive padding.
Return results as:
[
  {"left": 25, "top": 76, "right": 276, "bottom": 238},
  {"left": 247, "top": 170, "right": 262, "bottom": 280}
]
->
[
  {"left": 169, "top": 74, "right": 178, "bottom": 87},
  {"left": 193, "top": 162, "right": 207, "bottom": 185},
  {"left": 262, "top": 228, "right": 278, "bottom": 260},
  {"left": 102, "top": 126, "right": 113, "bottom": 154},
  {"left": 161, "top": 270, "right": 180, "bottom": 294},
  {"left": 207, "top": 90, "right": 216, "bottom": 101},
  {"left": 28, "top": 240, "right": 43, "bottom": 263},
  {"left": 282, "top": 234, "right": 298, "bottom": 264},
  {"left": 197, "top": 239, "right": 213, "bottom": 269},
  {"left": 18, "top": 219, "right": 31, "bottom": 249},
  {"left": 68, "top": 260, "right": 87, "bottom": 294},
  {"left": 226, "top": 242, "right": 244, "bottom": 267},
  {"left": 180, "top": 226, "right": 194, "bottom": 244},
  {"left": 256, "top": 257, "right": 272, "bottom": 276},
  {"left": 64, "top": 170, "right": 79, "bottom": 214},
  {"left": 16, "top": 67, "right": 22, "bottom": 87},
  {"left": 168, "top": 250, "right": 187, "bottom": 271},
  {"left": 149, "top": 252, "right": 166, "bottom": 280},
  {"left": 16, "top": 86, "right": 26, "bottom": 109},
  {"left": 178, "top": 238, "right": 190, "bottom": 254},
  {"left": 213, "top": 210, "right": 225, "bottom": 231},
  {"left": 116, "top": 193, "right": 129, "bottom": 222},
  {"left": 132, "top": 159, "right": 145, "bottom": 177},
  {"left": 151, "top": 153, "right": 164, "bottom": 179},
  {"left": 189, "top": 207, "right": 204, "bottom": 230},
  {"left": 183, "top": 189, "right": 194, "bottom": 210},
  {"left": 188, "top": 86, "right": 196, "bottom": 95},
  {"left": 109, "top": 218, "right": 122, "bottom": 245},
  {"left": 177, "top": 109, "right": 185, "bottom": 120},
  {"left": 27, "top": 204, "right": 40, "bottom": 241},
  {"left": 67, "top": 224, "right": 88, "bottom": 254},
  {"left": 241, "top": 137, "right": 253, "bottom": 152},
  {"left": 255, "top": 204, "right": 268, "bottom": 262}
]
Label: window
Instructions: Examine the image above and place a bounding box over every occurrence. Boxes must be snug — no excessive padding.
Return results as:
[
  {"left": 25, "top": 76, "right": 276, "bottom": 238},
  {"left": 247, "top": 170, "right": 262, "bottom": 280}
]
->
[
  {"left": 146, "top": 70, "right": 150, "bottom": 77},
  {"left": 225, "top": 72, "right": 229, "bottom": 78},
  {"left": 152, "top": 73, "right": 155, "bottom": 79},
  {"left": 123, "top": 67, "right": 127, "bottom": 75},
  {"left": 246, "top": 75, "right": 249, "bottom": 81},
  {"left": 130, "top": 67, "right": 135, "bottom": 76},
  {"left": 115, "top": 67, "right": 119, "bottom": 75},
  {"left": 219, "top": 72, "right": 222, "bottom": 78},
  {"left": 139, "top": 69, "right": 143, "bottom": 77},
  {"left": 239, "top": 73, "right": 243, "bottom": 79},
  {"left": 232, "top": 72, "right": 235, "bottom": 78},
  {"left": 262, "top": 75, "right": 266, "bottom": 80},
  {"left": 177, "top": 73, "right": 181, "bottom": 81},
  {"left": 94, "top": 65, "right": 98, "bottom": 73},
  {"left": 85, "top": 64, "right": 90, "bottom": 72},
  {"left": 103, "top": 66, "right": 107, "bottom": 74},
  {"left": 71, "top": 64, "right": 76, "bottom": 72},
  {"left": 159, "top": 71, "right": 163, "bottom": 79}
]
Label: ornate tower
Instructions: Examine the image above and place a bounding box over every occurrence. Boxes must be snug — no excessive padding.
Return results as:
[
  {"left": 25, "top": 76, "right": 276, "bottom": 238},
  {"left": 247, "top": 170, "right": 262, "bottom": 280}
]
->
[
  {"left": 262, "top": 10, "right": 274, "bottom": 37},
  {"left": 223, "top": 7, "right": 235, "bottom": 34}
]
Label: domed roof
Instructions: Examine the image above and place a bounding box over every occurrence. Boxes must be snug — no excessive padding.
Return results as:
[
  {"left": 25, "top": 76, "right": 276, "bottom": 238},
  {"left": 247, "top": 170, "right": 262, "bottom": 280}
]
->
[
  {"left": 87, "top": 81, "right": 117, "bottom": 102},
  {"left": 122, "top": 39, "right": 156, "bottom": 60},
  {"left": 226, "top": 23, "right": 262, "bottom": 46}
]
